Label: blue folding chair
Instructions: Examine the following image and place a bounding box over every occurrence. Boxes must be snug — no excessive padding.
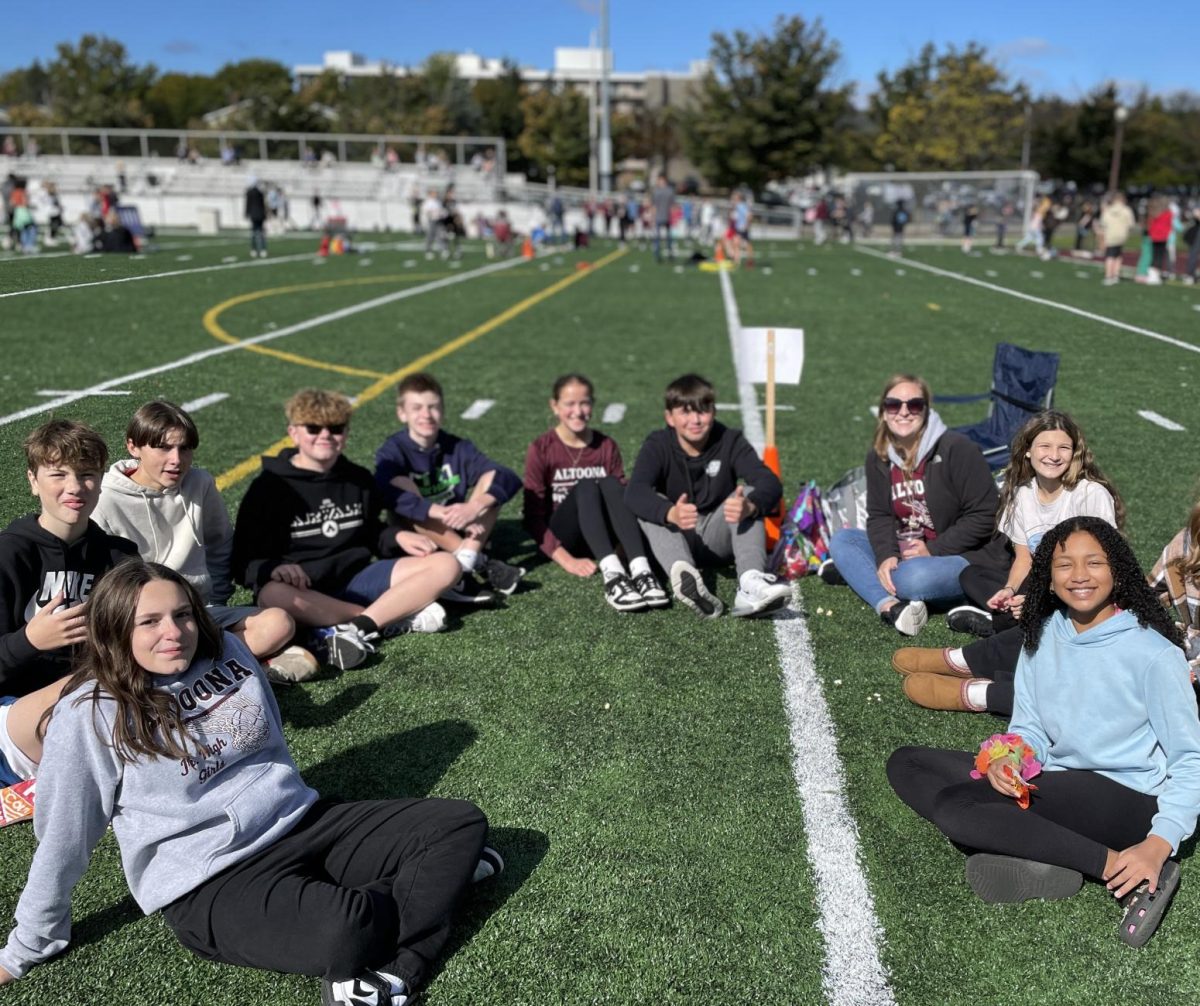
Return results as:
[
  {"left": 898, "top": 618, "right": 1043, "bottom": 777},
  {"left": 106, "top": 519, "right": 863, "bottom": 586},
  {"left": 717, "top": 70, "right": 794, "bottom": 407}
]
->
[{"left": 938, "top": 343, "right": 1060, "bottom": 469}]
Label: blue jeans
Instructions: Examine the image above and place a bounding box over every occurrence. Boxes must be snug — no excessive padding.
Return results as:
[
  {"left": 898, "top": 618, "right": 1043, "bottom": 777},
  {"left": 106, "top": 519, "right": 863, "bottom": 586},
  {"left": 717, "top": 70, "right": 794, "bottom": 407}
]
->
[{"left": 829, "top": 528, "right": 968, "bottom": 612}]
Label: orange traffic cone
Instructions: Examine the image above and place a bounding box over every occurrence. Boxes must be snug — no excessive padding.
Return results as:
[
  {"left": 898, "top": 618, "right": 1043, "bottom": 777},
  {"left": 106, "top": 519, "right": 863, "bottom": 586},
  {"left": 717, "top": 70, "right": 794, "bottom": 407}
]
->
[
  {"left": 762, "top": 444, "right": 785, "bottom": 549},
  {"left": 714, "top": 242, "right": 726, "bottom": 263},
  {"left": 522, "top": 236, "right": 534, "bottom": 259}
]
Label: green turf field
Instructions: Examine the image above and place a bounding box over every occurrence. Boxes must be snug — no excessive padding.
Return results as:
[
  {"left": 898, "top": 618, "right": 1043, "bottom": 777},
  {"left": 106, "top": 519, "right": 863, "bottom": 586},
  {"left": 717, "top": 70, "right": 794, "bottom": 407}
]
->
[{"left": 1, "top": 233, "right": 1199, "bottom": 1005}]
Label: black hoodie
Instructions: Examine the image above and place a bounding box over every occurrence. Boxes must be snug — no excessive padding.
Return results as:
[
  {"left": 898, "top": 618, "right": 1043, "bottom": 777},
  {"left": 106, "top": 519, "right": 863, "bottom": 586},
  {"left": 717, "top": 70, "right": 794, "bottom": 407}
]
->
[
  {"left": 625, "top": 421, "right": 782, "bottom": 525},
  {"left": 0, "top": 515, "right": 138, "bottom": 696},
  {"left": 232, "top": 449, "right": 393, "bottom": 595}
]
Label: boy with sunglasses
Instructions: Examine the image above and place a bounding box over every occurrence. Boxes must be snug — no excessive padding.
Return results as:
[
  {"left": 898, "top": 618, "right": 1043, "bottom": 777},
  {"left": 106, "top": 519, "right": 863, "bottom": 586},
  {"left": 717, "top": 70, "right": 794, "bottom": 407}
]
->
[
  {"left": 94, "top": 400, "right": 317, "bottom": 684},
  {"left": 232, "top": 389, "right": 460, "bottom": 670}
]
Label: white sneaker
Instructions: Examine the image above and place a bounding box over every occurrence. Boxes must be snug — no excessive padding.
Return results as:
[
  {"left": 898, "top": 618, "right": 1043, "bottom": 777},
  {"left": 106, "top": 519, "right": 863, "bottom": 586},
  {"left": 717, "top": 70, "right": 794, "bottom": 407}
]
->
[
  {"left": 883, "top": 599, "right": 928, "bottom": 636},
  {"left": 669, "top": 560, "right": 723, "bottom": 618},
  {"left": 263, "top": 644, "right": 321, "bottom": 684},
  {"left": 385, "top": 601, "right": 447, "bottom": 636},
  {"left": 731, "top": 570, "right": 792, "bottom": 617}
]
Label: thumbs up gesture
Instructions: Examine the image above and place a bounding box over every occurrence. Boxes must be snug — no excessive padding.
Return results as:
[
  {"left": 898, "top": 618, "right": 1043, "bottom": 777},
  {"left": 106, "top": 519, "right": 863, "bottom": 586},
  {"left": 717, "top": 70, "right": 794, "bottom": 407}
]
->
[
  {"left": 723, "top": 485, "right": 754, "bottom": 524},
  {"left": 669, "top": 493, "right": 699, "bottom": 531}
]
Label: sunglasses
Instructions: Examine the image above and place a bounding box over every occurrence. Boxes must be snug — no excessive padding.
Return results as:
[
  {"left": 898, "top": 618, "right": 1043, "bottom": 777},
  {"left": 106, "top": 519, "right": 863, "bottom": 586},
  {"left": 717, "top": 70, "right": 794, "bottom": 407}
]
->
[
  {"left": 302, "top": 423, "right": 346, "bottom": 435},
  {"left": 882, "top": 397, "right": 926, "bottom": 416}
]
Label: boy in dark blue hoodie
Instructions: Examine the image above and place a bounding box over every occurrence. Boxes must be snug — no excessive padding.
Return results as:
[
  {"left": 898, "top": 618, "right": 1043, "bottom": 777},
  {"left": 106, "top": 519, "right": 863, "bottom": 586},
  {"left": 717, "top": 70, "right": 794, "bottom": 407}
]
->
[
  {"left": 625, "top": 373, "right": 791, "bottom": 619},
  {"left": 0, "top": 420, "right": 137, "bottom": 788},
  {"left": 375, "top": 372, "right": 525, "bottom": 603}
]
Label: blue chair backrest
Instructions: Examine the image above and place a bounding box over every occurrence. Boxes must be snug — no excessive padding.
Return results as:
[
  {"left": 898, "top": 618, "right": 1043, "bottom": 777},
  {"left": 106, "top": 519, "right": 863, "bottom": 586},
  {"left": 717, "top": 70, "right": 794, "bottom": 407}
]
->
[{"left": 981, "top": 342, "right": 1059, "bottom": 445}]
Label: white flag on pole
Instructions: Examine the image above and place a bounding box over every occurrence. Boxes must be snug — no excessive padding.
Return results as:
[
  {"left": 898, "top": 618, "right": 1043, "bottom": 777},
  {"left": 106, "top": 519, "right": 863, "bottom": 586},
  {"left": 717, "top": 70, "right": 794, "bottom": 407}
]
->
[{"left": 738, "top": 327, "right": 804, "bottom": 385}]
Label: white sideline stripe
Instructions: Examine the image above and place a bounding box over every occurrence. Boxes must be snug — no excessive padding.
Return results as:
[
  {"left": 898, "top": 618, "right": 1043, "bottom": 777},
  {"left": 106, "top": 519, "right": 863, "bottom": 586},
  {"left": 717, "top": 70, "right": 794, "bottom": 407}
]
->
[
  {"left": 717, "top": 270, "right": 897, "bottom": 1006},
  {"left": 601, "top": 402, "right": 626, "bottom": 423},
  {"left": 0, "top": 256, "right": 528, "bottom": 427},
  {"left": 460, "top": 398, "right": 495, "bottom": 420},
  {"left": 182, "top": 392, "right": 229, "bottom": 413},
  {"left": 0, "top": 240, "right": 429, "bottom": 299},
  {"left": 37, "top": 389, "right": 130, "bottom": 397},
  {"left": 856, "top": 246, "right": 1200, "bottom": 357},
  {"left": 1138, "top": 409, "right": 1185, "bottom": 432}
]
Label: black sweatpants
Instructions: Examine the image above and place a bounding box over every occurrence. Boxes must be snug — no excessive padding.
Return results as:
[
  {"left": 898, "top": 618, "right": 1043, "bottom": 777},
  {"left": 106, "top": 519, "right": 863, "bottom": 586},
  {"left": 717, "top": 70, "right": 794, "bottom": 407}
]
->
[
  {"left": 549, "top": 476, "right": 646, "bottom": 562},
  {"left": 887, "top": 746, "right": 1158, "bottom": 878},
  {"left": 962, "top": 625, "right": 1023, "bottom": 716},
  {"left": 959, "top": 564, "right": 1025, "bottom": 635},
  {"left": 164, "top": 797, "right": 486, "bottom": 988}
]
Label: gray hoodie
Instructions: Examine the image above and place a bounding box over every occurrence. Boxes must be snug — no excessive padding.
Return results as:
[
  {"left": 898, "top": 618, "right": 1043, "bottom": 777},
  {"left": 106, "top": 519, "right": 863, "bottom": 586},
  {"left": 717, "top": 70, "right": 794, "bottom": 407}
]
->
[
  {"left": 0, "top": 635, "right": 317, "bottom": 978},
  {"left": 92, "top": 461, "right": 234, "bottom": 604}
]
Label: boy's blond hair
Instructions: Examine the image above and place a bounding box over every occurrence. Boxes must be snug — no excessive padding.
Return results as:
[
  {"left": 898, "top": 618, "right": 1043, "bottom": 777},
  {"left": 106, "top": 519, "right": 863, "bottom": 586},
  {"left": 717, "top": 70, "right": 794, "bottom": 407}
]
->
[
  {"left": 285, "top": 389, "right": 352, "bottom": 426},
  {"left": 24, "top": 419, "right": 108, "bottom": 473}
]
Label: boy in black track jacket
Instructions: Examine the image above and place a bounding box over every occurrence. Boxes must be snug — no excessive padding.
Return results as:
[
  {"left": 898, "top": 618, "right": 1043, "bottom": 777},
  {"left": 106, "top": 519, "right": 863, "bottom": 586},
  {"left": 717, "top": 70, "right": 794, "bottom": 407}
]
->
[{"left": 625, "top": 373, "right": 791, "bottom": 619}]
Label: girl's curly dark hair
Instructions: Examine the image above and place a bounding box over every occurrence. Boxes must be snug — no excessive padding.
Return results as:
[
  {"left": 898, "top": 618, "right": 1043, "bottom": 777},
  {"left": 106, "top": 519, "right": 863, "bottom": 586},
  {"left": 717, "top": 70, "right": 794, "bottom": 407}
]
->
[{"left": 1021, "top": 515, "right": 1183, "bottom": 654}]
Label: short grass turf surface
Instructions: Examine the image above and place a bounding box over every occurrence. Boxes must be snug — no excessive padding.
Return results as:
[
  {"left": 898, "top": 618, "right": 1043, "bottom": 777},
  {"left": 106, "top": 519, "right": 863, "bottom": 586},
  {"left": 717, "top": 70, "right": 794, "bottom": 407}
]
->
[{"left": 1, "top": 234, "right": 1199, "bottom": 1005}]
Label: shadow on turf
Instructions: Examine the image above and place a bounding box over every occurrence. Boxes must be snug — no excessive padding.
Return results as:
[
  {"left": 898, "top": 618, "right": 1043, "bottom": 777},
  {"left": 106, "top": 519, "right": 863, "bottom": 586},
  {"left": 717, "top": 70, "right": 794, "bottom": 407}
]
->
[
  {"left": 303, "top": 718, "right": 478, "bottom": 801},
  {"left": 275, "top": 681, "right": 379, "bottom": 728}
]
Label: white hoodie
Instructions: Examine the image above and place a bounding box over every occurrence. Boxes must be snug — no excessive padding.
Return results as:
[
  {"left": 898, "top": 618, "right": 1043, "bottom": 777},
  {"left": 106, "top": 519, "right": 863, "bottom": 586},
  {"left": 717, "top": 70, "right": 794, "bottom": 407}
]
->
[{"left": 92, "top": 461, "right": 234, "bottom": 604}]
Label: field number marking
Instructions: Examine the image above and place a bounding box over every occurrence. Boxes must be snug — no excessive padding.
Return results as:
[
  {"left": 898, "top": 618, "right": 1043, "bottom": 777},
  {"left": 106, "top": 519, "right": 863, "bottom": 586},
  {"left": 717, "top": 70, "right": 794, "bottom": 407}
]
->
[
  {"left": 461, "top": 399, "right": 496, "bottom": 420},
  {"left": 601, "top": 403, "right": 626, "bottom": 423},
  {"left": 1138, "top": 410, "right": 1185, "bottom": 432},
  {"left": 182, "top": 392, "right": 230, "bottom": 413}
]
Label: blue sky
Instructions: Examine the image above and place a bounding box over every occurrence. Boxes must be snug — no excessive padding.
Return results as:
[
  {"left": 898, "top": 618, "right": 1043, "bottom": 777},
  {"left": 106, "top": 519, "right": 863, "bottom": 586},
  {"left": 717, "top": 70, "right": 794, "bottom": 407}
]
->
[{"left": 2, "top": 1, "right": 1193, "bottom": 102}]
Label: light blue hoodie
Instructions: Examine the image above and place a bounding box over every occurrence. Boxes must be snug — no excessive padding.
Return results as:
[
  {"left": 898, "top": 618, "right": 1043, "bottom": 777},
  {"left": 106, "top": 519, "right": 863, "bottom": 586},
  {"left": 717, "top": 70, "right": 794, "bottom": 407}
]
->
[{"left": 1009, "top": 609, "right": 1200, "bottom": 853}]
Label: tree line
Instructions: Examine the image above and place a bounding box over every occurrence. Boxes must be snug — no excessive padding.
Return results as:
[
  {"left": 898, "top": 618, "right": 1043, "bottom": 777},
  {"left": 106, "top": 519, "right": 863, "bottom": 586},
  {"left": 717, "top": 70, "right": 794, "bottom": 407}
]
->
[{"left": 1, "top": 20, "right": 1197, "bottom": 191}]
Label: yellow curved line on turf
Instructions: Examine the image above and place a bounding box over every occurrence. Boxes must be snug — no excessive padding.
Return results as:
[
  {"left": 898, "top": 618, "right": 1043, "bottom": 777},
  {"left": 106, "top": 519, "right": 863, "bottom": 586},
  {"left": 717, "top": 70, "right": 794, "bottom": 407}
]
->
[
  {"left": 203, "top": 274, "right": 454, "bottom": 378},
  {"left": 214, "top": 248, "right": 627, "bottom": 491}
]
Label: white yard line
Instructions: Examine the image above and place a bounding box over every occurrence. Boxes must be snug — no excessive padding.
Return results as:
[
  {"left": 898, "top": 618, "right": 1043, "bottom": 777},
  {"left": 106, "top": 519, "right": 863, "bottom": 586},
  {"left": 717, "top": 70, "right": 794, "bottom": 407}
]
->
[
  {"left": 182, "top": 392, "right": 230, "bottom": 413},
  {"left": 1138, "top": 409, "right": 1186, "bottom": 432},
  {"left": 718, "top": 269, "right": 897, "bottom": 1006},
  {"left": 460, "top": 398, "right": 496, "bottom": 420},
  {"left": 0, "top": 255, "right": 528, "bottom": 427},
  {"left": 855, "top": 246, "right": 1200, "bottom": 357},
  {"left": 601, "top": 402, "right": 626, "bottom": 424},
  {"left": 36, "top": 388, "right": 130, "bottom": 397}
]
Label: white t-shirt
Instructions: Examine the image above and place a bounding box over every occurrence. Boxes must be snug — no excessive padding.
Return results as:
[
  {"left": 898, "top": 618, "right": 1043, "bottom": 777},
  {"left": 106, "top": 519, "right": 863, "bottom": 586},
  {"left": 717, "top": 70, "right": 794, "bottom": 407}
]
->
[{"left": 999, "top": 478, "right": 1116, "bottom": 550}]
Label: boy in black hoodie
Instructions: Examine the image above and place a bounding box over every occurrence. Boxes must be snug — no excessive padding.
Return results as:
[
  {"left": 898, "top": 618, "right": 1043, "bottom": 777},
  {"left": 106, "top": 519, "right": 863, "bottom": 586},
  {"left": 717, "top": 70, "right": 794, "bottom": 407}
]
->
[
  {"left": 232, "top": 389, "right": 460, "bottom": 671},
  {"left": 625, "top": 374, "right": 791, "bottom": 618},
  {"left": 0, "top": 420, "right": 137, "bottom": 787}
]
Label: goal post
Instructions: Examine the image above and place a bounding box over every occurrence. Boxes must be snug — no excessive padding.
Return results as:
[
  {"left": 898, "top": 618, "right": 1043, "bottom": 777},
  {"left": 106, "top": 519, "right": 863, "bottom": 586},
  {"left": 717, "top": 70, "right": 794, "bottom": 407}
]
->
[{"left": 840, "top": 170, "right": 1040, "bottom": 244}]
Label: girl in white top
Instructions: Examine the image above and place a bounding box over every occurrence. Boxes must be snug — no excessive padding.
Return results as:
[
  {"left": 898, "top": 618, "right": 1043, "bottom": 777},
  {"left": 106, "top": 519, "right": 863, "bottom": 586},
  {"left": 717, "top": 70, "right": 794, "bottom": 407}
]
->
[{"left": 967, "top": 411, "right": 1124, "bottom": 630}]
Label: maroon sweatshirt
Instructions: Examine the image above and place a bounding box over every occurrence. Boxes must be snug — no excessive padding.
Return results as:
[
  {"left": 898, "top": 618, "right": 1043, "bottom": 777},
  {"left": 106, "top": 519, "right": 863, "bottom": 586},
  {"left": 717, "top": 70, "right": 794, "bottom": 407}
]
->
[{"left": 522, "top": 429, "right": 626, "bottom": 558}]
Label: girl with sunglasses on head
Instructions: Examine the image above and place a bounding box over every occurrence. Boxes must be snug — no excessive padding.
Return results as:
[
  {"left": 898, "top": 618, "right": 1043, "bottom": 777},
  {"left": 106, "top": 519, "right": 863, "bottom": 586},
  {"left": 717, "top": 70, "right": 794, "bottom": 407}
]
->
[
  {"left": 0, "top": 559, "right": 499, "bottom": 1003},
  {"left": 826, "top": 374, "right": 998, "bottom": 636},
  {"left": 523, "top": 374, "right": 668, "bottom": 611},
  {"left": 888, "top": 517, "right": 1200, "bottom": 947},
  {"left": 900, "top": 411, "right": 1125, "bottom": 712}
]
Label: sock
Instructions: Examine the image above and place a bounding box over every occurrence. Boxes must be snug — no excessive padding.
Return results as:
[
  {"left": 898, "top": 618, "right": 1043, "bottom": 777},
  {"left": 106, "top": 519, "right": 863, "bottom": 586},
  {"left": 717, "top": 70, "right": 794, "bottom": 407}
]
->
[
  {"left": 947, "top": 647, "right": 969, "bottom": 672},
  {"left": 454, "top": 546, "right": 480, "bottom": 573},
  {"left": 350, "top": 615, "right": 379, "bottom": 637},
  {"left": 598, "top": 554, "right": 625, "bottom": 580},
  {"left": 628, "top": 556, "right": 652, "bottom": 578},
  {"left": 964, "top": 679, "right": 990, "bottom": 711}
]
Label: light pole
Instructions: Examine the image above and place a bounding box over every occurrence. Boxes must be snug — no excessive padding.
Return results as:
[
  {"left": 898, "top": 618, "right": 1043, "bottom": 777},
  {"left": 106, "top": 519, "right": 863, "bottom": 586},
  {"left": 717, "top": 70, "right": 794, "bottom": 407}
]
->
[{"left": 1108, "top": 104, "right": 1128, "bottom": 193}]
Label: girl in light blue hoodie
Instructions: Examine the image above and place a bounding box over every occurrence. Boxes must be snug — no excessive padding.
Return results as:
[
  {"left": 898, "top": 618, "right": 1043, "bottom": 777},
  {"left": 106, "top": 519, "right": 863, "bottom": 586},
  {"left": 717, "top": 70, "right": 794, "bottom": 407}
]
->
[
  {"left": 0, "top": 559, "right": 499, "bottom": 1005},
  {"left": 888, "top": 515, "right": 1200, "bottom": 947}
]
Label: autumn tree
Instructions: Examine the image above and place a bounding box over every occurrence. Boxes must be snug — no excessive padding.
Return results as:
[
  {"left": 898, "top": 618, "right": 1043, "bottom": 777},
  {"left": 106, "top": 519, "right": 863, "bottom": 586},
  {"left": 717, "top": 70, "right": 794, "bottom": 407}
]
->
[
  {"left": 870, "top": 43, "right": 1027, "bottom": 170},
  {"left": 517, "top": 86, "right": 590, "bottom": 184},
  {"left": 683, "top": 15, "right": 854, "bottom": 191}
]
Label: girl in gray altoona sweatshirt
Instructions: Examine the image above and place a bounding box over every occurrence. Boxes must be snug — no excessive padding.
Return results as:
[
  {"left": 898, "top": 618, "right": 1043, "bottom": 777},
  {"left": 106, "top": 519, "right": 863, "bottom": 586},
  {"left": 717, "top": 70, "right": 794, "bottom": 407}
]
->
[{"left": 0, "top": 559, "right": 500, "bottom": 1005}]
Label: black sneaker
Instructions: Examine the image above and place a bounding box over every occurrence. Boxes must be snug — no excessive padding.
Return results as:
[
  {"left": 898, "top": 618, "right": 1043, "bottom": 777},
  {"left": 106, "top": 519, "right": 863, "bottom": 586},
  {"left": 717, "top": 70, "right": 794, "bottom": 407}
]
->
[
  {"left": 630, "top": 570, "right": 670, "bottom": 607},
  {"left": 946, "top": 605, "right": 995, "bottom": 637},
  {"left": 483, "top": 557, "right": 526, "bottom": 595},
  {"left": 311, "top": 624, "right": 377, "bottom": 670},
  {"left": 441, "top": 574, "right": 496, "bottom": 606},
  {"left": 965, "top": 854, "right": 1083, "bottom": 904},
  {"left": 605, "top": 573, "right": 648, "bottom": 612},
  {"left": 472, "top": 845, "right": 505, "bottom": 883},
  {"left": 817, "top": 558, "right": 845, "bottom": 586},
  {"left": 669, "top": 560, "right": 723, "bottom": 618}
]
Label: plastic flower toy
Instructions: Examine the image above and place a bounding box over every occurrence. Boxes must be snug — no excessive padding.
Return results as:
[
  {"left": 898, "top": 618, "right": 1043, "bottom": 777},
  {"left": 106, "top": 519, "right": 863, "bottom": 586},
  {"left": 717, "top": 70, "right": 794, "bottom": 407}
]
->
[{"left": 969, "top": 733, "right": 1042, "bottom": 810}]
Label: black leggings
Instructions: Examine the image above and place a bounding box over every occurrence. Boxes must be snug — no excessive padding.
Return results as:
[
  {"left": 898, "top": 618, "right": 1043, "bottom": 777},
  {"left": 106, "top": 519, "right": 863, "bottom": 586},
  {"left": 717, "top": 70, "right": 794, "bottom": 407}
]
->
[
  {"left": 164, "top": 797, "right": 486, "bottom": 987},
  {"left": 887, "top": 746, "right": 1158, "bottom": 878},
  {"left": 959, "top": 565, "right": 1028, "bottom": 634},
  {"left": 549, "top": 476, "right": 645, "bottom": 562},
  {"left": 962, "top": 626, "right": 1023, "bottom": 716}
]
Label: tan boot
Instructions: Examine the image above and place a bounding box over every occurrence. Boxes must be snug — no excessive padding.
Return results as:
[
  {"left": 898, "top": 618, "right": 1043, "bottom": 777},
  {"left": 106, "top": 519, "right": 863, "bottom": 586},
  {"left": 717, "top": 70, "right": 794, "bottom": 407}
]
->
[
  {"left": 891, "top": 647, "right": 971, "bottom": 677},
  {"left": 903, "top": 673, "right": 986, "bottom": 711}
]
